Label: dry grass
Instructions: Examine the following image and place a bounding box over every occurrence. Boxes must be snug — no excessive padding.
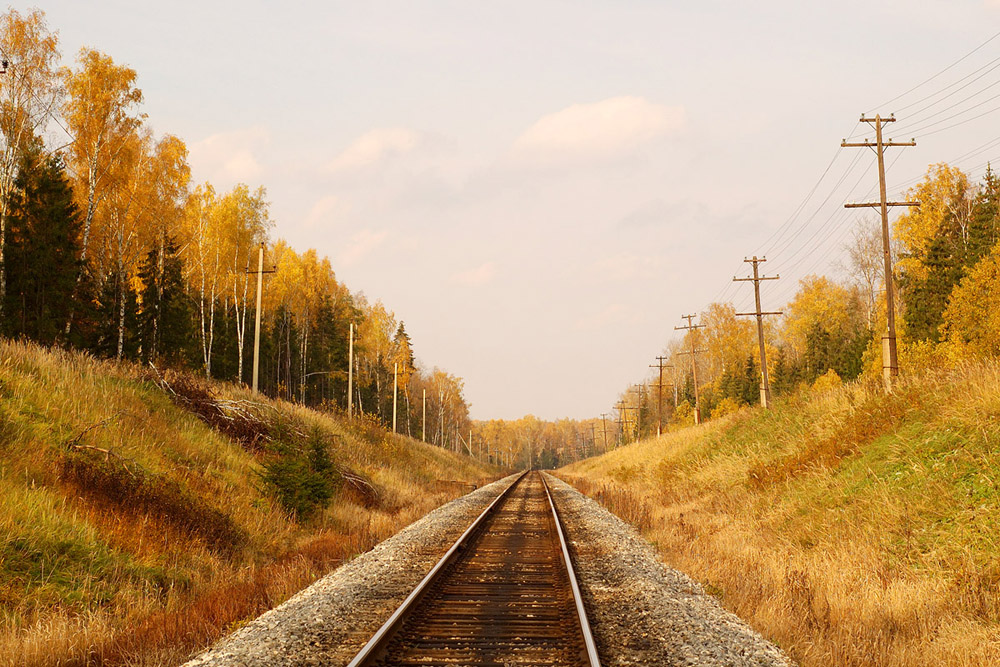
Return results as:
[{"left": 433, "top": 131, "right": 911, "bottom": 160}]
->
[
  {"left": 0, "top": 340, "right": 497, "bottom": 666},
  {"left": 559, "top": 361, "right": 1000, "bottom": 666}
]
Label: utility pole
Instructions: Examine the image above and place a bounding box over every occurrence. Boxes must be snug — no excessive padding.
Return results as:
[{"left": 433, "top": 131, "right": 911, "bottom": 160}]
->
[
  {"left": 842, "top": 115, "right": 918, "bottom": 390},
  {"left": 636, "top": 384, "right": 646, "bottom": 438},
  {"left": 600, "top": 413, "right": 609, "bottom": 452},
  {"left": 422, "top": 388, "right": 427, "bottom": 441},
  {"left": 249, "top": 243, "right": 277, "bottom": 394},
  {"left": 649, "top": 356, "right": 673, "bottom": 436},
  {"left": 392, "top": 362, "right": 398, "bottom": 433},
  {"left": 615, "top": 401, "right": 626, "bottom": 446},
  {"left": 734, "top": 256, "right": 782, "bottom": 408},
  {"left": 675, "top": 314, "right": 707, "bottom": 424},
  {"left": 347, "top": 323, "right": 354, "bottom": 417}
]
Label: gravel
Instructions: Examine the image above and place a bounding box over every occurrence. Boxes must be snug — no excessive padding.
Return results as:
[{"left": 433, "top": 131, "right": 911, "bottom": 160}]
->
[
  {"left": 182, "top": 474, "right": 520, "bottom": 667},
  {"left": 544, "top": 473, "right": 794, "bottom": 666},
  {"left": 184, "top": 472, "right": 794, "bottom": 666}
]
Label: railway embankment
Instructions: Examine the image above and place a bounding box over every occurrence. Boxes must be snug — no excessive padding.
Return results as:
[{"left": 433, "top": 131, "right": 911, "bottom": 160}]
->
[
  {"left": 558, "top": 362, "right": 1000, "bottom": 667},
  {"left": 0, "top": 340, "right": 495, "bottom": 666}
]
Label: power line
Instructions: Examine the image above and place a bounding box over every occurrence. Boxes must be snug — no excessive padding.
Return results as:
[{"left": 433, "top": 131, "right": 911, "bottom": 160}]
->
[{"left": 872, "top": 28, "right": 1000, "bottom": 110}]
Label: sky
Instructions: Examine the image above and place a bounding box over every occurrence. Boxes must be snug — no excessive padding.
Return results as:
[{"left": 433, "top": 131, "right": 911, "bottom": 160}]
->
[{"left": 18, "top": 1, "right": 1000, "bottom": 419}]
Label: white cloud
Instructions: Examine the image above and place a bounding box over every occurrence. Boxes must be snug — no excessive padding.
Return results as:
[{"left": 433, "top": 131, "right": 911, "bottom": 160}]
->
[
  {"left": 451, "top": 261, "right": 496, "bottom": 286},
  {"left": 329, "top": 127, "right": 424, "bottom": 172},
  {"left": 511, "top": 97, "right": 684, "bottom": 165},
  {"left": 337, "top": 229, "right": 388, "bottom": 267},
  {"left": 189, "top": 126, "right": 269, "bottom": 185}
]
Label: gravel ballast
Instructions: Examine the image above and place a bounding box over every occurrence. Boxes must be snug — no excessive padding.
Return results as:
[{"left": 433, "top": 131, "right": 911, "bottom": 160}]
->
[
  {"left": 545, "top": 473, "right": 793, "bottom": 666},
  {"left": 183, "top": 474, "right": 520, "bottom": 667},
  {"left": 185, "top": 472, "right": 794, "bottom": 666}
]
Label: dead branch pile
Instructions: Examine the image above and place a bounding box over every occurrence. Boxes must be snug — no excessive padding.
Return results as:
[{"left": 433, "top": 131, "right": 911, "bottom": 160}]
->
[
  {"left": 148, "top": 366, "right": 272, "bottom": 452},
  {"left": 336, "top": 465, "right": 380, "bottom": 508}
]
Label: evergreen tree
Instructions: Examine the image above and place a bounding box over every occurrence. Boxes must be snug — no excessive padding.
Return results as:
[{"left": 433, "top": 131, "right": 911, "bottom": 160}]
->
[
  {"left": 138, "top": 236, "right": 191, "bottom": 366},
  {"left": 901, "top": 233, "right": 965, "bottom": 343},
  {"left": 4, "top": 149, "right": 86, "bottom": 345},
  {"left": 93, "top": 273, "right": 139, "bottom": 360},
  {"left": 967, "top": 164, "right": 1000, "bottom": 268}
]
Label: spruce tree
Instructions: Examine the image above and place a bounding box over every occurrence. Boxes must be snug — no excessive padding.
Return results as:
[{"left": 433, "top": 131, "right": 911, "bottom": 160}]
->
[
  {"left": 139, "top": 237, "right": 191, "bottom": 366},
  {"left": 4, "top": 149, "right": 85, "bottom": 345},
  {"left": 968, "top": 164, "right": 1000, "bottom": 268}
]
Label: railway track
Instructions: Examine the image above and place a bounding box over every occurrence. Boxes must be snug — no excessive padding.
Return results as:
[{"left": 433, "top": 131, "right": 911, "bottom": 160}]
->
[{"left": 346, "top": 471, "right": 600, "bottom": 667}]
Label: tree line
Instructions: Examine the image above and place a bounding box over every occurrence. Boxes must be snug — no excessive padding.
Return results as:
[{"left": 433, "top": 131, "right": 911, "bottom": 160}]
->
[
  {"left": 611, "top": 160, "right": 1000, "bottom": 442},
  {"left": 0, "top": 8, "right": 472, "bottom": 444}
]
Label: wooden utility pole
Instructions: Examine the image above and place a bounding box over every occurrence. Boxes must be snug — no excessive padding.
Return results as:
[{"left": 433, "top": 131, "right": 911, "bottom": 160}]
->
[
  {"left": 613, "top": 405, "right": 623, "bottom": 447},
  {"left": 734, "top": 256, "right": 782, "bottom": 408},
  {"left": 675, "top": 314, "right": 707, "bottom": 424},
  {"left": 600, "top": 412, "right": 609, "bottom": 452},
  {"left": 347, "top": 323, "right": 354, "bottom": 417},
  {"left": 649, "top": 356, "right": 673, "bottom": 436},
  {"left": 392, "top": 362, "right": 398, "bottom": 433},
  {"left": 249, "top": 243, "right": 276, "bottom": 393},
  {"left": 842, "top": 115, "right": 918, "bottom": 390},
  {"left": 422, "top": 388, "right": 426, "bottom": 441}
]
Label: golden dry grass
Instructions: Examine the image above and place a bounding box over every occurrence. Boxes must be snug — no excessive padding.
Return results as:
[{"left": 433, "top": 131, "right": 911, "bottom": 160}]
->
[
  {"left": 0, "top": 340, "right": 497, "bottom": 666},
  {"left": 559, "top": 362, "right": 1000, "bottom": 666}
]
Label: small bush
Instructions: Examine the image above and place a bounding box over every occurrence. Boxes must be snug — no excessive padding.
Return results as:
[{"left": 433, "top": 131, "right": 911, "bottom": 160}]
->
[{"left": 260, "top": 430, "right": 339, "bottom": 520}]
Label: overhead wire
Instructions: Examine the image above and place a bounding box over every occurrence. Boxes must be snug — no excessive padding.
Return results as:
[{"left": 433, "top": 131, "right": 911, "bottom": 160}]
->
[
  {"left": 680, "top": 27, "right": 1000, "bottom": 333},
  {"left": 872, "top": 28, "right": 1000, "bottom": 110}
]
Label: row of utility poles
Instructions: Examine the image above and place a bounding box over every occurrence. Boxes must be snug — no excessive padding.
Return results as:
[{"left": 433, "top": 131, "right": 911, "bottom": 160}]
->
[{"left": 626, "top": 114, "right": 915, "bottom": 435}]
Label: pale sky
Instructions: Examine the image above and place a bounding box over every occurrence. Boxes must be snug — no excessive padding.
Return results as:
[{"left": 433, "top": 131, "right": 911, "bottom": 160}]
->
[{"left": 21, "top": 1, "right": 1000, "bottom": 419}]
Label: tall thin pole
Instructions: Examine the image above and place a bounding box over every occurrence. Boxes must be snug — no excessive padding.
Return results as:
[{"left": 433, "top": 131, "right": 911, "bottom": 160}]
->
[
  {"left": 734, "top": 257, "right": 782, "bottom": 409},
  {"left": 600, "top": 412, "right": 609, "bottom": 452},
  {"left": 392, "top": 362, "right": 398, "bottom": 433},
  {"left": 842, "top": 115, "right": 917, "bottom": 390},
  {"left": 675, "top": 314, "right": 706, "bottom": 424},
  {"left": 422, "top": 388, "right": 426, "bottom": 441},
  {"left": 649, "top": 356, "right": 672, "bottom": 436},
  {"left": 347, "top": 323, "right": 354, "bottom": 417},
  {"left": 252, "top": 244, "right": 264, "bottom": 393}
]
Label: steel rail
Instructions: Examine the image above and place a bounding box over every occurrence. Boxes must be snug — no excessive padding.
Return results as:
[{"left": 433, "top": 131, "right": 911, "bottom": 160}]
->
[
  {"left": 345, "top": 470, "right": 529, "bottom": 667},
  {"left": 541, "top": 472, "right": 602, "bottom": 667}
]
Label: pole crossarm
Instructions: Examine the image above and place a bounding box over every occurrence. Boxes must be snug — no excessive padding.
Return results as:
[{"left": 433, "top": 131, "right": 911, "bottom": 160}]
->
[
  {"left": 844, "top": 201, "right": 919, "bottom": 209},
  {"left": 735, "top": 311, "right": 783, "bottom": 317},
  {"left": 841, "top": 140, "right": 916, "bottom": 148}
]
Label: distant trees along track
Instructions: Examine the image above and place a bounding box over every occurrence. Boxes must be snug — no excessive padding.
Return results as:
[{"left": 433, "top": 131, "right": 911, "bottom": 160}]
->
[{"left": 346, "top": 471, "right": 601, "bottom": 666}]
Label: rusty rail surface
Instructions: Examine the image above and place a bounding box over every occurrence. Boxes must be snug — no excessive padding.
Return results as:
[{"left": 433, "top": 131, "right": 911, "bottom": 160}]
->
[{"left": 346, "top": 470, "right": 601, "bottom": 666}]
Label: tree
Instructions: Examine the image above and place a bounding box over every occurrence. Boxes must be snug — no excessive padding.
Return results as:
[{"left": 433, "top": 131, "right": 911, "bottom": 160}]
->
[
  {"left": 967, "top": 164, "right": 1000, "bottom": 268},
  {"left": 782, "top": 275, "right": 866, "bottom": 381},
  {"left": 940, "top": 245, "right": 1000, "bottom": 358},
  {"left": 3, "top": 148, "right": 82, "bottom": 344},
  {"left": 844, "top": 215, "right": 884, "bottom": 326},
  {"left": 0, "top": 9, "right": 61, "bottom": 319},
  {"left": 139, "top": 236, "right": 190, "bottom": 365},
  {"left": 894, "top": 164, "right": 974, "bottom": 344},
  {"left": 63, "top": 47, "right": 144, "bottom": 324}
]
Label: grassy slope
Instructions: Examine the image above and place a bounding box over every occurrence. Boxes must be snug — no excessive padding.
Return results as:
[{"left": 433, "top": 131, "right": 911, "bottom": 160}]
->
[
  {"left": 0, "top": 340, "right": 497, "bottom": 666},
  {"left": 559, "top": 363, "right": 1000, "bottom": 667}
]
